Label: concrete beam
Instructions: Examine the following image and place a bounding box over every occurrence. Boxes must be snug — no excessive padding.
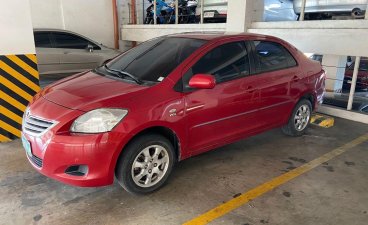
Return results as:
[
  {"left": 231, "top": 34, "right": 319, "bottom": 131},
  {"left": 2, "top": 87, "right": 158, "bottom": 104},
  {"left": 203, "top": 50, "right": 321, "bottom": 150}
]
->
[
  {"left": 248, "top": 20, "right": 368, "bottom": 57},
  {"left": 121, "top": 23, "right": 226, "bottom": 42}
]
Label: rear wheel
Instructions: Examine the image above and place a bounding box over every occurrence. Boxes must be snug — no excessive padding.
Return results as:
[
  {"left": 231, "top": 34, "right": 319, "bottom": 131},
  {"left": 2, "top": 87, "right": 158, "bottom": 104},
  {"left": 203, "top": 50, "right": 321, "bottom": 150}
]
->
[
  {"left": 282, "top": 99, "right": 312, "bottom": 137},
  {"left": 115, "top": 134, "right": 175, "bottom": 195}
]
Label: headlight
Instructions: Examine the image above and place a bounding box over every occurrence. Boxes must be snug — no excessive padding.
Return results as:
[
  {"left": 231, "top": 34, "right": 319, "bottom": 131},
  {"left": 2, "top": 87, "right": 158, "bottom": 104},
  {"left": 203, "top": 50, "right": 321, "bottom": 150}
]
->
[{"left": 70, "top": 108, "right": 128, "bottom": 133}]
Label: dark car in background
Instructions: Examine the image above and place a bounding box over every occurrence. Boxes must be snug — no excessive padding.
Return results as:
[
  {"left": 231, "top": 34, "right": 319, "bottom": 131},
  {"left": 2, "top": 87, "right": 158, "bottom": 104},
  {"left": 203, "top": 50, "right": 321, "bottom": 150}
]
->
[{"left": 344, "top": 58, "right": 368, "bottom": 90}]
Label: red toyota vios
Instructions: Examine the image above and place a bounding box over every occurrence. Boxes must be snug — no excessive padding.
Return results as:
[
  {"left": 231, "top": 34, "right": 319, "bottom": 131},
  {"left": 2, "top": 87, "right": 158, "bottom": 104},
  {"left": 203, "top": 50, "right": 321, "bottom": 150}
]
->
[{"left": 22, "top": 33, "right": 325, "bottom": 194}]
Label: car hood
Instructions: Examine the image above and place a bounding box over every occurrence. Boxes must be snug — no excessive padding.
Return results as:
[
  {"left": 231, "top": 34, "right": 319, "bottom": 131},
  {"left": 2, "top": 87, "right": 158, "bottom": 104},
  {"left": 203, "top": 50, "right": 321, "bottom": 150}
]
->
[{"left": 42, "top": 71, "right": 149, "bottom": 111}]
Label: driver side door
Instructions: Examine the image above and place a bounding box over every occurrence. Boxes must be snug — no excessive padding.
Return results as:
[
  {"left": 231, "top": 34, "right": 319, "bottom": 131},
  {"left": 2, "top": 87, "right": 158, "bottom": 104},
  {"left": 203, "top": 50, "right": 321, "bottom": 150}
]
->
[
  {"left": 50, "top": 32, "right": 102, "bottom": 73},
  {"left": 182, "top": 40, "right": 261, "bottom": 154}
]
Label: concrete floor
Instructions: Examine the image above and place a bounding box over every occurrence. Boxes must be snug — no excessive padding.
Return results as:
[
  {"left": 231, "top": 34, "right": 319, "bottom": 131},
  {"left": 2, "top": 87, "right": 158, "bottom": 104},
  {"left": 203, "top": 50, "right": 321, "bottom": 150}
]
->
[{"left": 0, "top": 118, "right": 367, "bottom": 225}]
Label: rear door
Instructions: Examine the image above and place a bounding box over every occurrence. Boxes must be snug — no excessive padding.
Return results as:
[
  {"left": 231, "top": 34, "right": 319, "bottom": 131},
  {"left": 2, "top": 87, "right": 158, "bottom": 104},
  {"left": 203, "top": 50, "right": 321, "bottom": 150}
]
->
[
  {"left": 250, "top": 40, "right": 300, "bottom": 127},
  {"left": 34, "top": 31, "right": 61, "bottom": 75},
  {"left": 51, "top": 32, "right": 102, "bottom": 73},
  {"left": 182, "top": 40, "right": 261, "bottom": 154}
]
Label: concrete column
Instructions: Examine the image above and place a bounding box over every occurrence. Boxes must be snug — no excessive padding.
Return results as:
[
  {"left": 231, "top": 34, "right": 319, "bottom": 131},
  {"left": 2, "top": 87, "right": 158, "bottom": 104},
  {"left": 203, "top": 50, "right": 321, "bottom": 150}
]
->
[
  {"left": 0, "top": 0, "right": 39, "bottom": 142},
  {"left": 322, "top": 55, "right": 347, "bottom": 93},
  {"left": 226, "top": 0, "right": 264, "bottom": 33}
]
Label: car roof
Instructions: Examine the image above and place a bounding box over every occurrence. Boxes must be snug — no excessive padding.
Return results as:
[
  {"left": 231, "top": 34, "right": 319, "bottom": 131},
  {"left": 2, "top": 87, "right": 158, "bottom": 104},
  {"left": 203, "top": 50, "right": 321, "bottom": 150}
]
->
[{"left": 167, "top": 32, "right": 275, "bottom": 41}]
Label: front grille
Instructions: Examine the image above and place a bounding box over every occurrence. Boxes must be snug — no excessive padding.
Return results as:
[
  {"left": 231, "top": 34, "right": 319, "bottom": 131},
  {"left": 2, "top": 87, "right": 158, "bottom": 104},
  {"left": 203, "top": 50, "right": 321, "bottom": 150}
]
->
[
  {"left": 23, "top": 114, "right": 55, "bottom": 136},
  {"left": 30, "top": 155, "right": 43, "bottom": 168}
]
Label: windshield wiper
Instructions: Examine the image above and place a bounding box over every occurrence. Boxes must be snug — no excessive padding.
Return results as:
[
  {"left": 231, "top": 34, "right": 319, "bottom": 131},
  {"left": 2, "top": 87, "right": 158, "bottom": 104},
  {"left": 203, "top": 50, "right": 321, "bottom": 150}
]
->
[{"left": 104, "top": 65, "right": 143, "bottom": 85}]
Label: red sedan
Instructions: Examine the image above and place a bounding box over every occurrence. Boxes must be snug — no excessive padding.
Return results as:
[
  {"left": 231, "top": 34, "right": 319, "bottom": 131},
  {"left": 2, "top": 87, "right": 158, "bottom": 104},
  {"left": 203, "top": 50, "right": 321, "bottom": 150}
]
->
[{"left": 22, "top": 33, "right": 325, "bottom": 194}]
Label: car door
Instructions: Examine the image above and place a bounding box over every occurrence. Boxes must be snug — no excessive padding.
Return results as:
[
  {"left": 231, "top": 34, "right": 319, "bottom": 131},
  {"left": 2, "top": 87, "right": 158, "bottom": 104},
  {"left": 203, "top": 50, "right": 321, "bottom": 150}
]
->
[
  {"left": 250, "top": 40, "right": 300, "bottom": 127},
  {"left": 51, "top": 32, "right": 102, "bottom": 73},
  {"left": 34, "top": 31, "right": 62, "bottom": 75},
  {"left": 182, "top": 40, "right": 261, "bottom": 154}
]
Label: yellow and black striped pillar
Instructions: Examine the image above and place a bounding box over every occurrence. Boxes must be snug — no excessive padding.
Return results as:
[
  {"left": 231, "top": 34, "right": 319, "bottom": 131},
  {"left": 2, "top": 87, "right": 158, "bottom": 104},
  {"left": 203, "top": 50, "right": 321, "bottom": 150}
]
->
[{"left": 0, "top": 54, "right": 40, "bottom": 142}]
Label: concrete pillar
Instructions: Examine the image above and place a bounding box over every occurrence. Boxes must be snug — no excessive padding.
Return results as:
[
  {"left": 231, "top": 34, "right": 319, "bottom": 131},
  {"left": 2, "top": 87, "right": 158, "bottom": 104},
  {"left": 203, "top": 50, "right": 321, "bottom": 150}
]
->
[
  {"left": 226, "top": 0, "right": 264, "bottom": 33},
  {"left": 0, "top": 0, "right": 39, "bottom": 142},
  {"left": 322, "top": 55, "right": 347, "bottom": 93}
]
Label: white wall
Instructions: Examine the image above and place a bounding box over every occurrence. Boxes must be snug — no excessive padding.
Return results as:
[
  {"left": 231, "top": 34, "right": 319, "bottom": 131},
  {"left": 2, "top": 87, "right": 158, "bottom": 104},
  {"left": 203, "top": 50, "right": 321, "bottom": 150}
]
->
[
  {"left": 30, "top": 0, "right": 115, "bottom": 48},
  {"left": 0, "top": 0, "right": 35, "bottom": 55}
]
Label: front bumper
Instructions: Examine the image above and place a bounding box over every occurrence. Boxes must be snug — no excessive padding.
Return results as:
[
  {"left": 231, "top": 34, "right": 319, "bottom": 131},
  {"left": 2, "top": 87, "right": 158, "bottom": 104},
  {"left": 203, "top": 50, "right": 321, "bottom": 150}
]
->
[
  {"left": 22, "top": 97, "right": 127, "bottom": 187},
  {"left": 23, "top": 131, "right": 124, "bottom": 187}
]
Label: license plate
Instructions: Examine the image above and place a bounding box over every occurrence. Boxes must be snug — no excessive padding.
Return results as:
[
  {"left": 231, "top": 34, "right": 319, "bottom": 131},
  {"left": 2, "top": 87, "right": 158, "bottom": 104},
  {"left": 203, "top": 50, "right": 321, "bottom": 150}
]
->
[
  {"left": 21, "top": 134, "right": 32, "bottom": 157},
  {"left": 347, "top": 80, "right": 352, "bottom": 84},
  {"left": 204, "top": 12, "right": 215, "bottom": 18}
]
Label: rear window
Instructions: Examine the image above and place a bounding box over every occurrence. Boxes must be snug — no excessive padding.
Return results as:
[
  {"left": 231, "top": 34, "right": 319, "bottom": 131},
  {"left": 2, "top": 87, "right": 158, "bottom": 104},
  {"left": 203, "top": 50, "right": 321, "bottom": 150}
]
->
[
  {"left": 253, "top": 41, "right": 297, "bottom": 73},
  {"left": 108, "top": 37, "right": 207, "bottom": 82}
]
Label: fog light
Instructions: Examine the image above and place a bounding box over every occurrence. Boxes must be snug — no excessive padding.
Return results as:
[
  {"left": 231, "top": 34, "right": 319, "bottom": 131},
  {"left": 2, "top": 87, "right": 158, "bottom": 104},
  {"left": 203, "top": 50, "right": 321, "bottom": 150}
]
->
[{"left": 65, "top": 165, "right": 88, "bottom": 176}]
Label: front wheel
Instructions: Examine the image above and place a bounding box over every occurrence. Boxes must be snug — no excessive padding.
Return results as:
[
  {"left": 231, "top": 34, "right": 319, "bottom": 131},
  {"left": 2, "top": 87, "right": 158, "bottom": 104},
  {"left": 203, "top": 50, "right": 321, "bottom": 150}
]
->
[
  {"left": 115, "top": 134, "right": 175, "bottom": 194},
  {"left": 282, "top": 99, "right": 312, "bottom": 137}
]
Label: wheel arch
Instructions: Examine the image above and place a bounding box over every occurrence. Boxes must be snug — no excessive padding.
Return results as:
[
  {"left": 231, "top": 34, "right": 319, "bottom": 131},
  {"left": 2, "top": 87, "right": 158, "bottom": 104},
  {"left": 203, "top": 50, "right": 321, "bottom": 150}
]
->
[
  {"left": 111, "top": 125, "right": 182, "bottom": 179},
  {"left": 300, "top": 92, "right": 316, "bottom": 110}
]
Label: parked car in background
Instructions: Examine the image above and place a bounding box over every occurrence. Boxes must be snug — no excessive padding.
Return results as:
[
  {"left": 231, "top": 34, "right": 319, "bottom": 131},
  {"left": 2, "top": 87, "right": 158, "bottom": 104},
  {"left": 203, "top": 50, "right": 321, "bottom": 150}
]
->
[
  {"left": 22, "top": 33, "right": 325, "bottom": 194},
  {"left": 323, "top": 92, "right": 368, "bottom": 114},
  {"left": 264, "top": 0, "right": 298, "bottom": 21},
  {"left": 293, "top": 0, "right": 367, "bottom": 19},
  {"left": 344, "top": 58, "right": 368, "bottom": 90},
  {"left": 195, "top": 0, "right": 297, "bottom": 23},
  {"left": 34, "top": 29, "right": 121, "bottom": 76}
]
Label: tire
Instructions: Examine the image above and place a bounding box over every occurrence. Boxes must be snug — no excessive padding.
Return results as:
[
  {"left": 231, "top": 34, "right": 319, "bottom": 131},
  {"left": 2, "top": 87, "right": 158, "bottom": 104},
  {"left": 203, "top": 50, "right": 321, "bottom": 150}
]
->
[
  {"left": 115, "top": 134, "right": 175, "bottom": 195},
  {"left": 282, "top": 99, "right": 312, "bottom": 137}
]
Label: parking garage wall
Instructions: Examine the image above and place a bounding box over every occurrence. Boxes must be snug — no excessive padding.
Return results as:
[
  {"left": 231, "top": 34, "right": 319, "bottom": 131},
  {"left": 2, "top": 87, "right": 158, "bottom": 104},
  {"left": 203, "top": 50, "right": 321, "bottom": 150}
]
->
[{"left": 30, "top": 0, "right": 115, "bottom": 48}]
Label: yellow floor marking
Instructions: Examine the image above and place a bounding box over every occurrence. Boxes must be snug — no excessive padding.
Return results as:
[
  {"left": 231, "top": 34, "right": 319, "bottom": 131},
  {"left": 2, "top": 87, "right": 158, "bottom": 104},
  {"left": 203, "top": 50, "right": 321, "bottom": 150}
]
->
[
  {"left": 6, "top": 55, "right": 39, "bottom": 79},
  {"left": 0, "top": 91, "right": 27, "bottom": 112},
  {"left": 183, "top": 133, "right": 368, "bottom": 225},
  {"left": 0, "top": 61, "right": 40, "bottom": 92},
  {"left": 0, "top": 134, "right": 11, "bottom": 143},
  {"left": 0, "top": 106, "right": 23, "bottom": 124}
]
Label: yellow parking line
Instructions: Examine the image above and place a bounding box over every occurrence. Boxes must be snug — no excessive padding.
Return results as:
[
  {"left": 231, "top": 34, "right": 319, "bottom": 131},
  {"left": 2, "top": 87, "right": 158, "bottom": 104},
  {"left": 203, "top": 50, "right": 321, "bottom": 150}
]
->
[{"left": 183, "top": 133, "right": 368, "bottom": 225}]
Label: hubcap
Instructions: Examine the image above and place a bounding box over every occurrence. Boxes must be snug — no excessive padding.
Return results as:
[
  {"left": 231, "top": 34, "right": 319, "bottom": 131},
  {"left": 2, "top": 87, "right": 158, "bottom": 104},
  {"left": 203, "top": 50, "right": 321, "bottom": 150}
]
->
[
  {"left": 294, "top": 104, "right": 310, "bottom": 131},
  {"left": 131, "top": 145, "right": 170, "bottom": 188}
]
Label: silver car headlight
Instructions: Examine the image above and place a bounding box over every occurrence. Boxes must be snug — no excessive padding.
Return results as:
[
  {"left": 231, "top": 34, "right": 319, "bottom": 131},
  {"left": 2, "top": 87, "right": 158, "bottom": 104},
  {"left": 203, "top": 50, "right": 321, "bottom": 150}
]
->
[{"left": 70, "top": 108, "right": 128, "bottom": 133}]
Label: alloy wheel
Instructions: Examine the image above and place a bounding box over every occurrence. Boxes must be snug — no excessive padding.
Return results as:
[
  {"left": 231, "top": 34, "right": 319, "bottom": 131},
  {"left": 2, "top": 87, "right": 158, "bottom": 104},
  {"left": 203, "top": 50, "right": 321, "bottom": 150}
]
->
[
  {"left": 131, "top": 145, "right": 170, "bottom": 188},
  {"left": 294, "top": 104, "right": 310, "bottom": 131}
]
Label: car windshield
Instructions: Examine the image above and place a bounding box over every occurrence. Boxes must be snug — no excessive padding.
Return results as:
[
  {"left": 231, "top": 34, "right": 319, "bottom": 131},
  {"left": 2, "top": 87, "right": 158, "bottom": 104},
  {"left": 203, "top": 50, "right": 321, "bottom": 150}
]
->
[
  {"left": 104, "top": 37, "right": 207, "bottom": 83},
  {"left": 349, "top": 60, "right": 368, "bottom": 71}
]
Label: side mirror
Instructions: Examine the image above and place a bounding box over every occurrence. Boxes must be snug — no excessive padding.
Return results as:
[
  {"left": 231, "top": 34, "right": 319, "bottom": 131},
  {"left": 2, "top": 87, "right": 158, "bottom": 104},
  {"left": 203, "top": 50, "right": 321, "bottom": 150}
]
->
[
  {"left": 87, "top": 44, "right": 94, "bottom": 52},
  {"left": 189, "top": 74, "right": 216, "bottom": 89}
]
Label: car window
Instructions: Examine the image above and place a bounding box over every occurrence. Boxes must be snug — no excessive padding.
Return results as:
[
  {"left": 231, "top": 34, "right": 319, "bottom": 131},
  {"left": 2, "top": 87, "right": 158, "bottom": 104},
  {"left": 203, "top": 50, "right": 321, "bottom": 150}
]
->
[
  {"left": 349, "top": 60, "right": 368, "bottom": 71},
  {"left": 107, "top": 37, "right": 207, "bottom": 82},
  {"left": 253, "top": 41, "right": 297, "bottom": 73},
  {"left": 183, "top": 41, "right": 250, "bottom": 88},
  {"left": 52, "top": 32, "right": 99, "bottom": 50},
  {"left": 34, "top": 32, "right": 52, "bottom": 48}
]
